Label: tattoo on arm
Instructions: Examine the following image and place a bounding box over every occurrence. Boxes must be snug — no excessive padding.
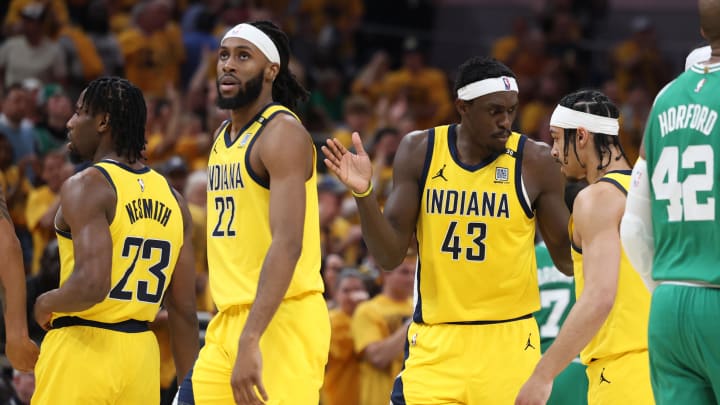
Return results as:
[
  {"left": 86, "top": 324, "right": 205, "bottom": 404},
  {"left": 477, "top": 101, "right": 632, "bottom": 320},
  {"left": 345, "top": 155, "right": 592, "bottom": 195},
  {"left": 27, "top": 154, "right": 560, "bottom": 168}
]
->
[{"left": 0, "top": 186, "right": 10, "bottom": 222}]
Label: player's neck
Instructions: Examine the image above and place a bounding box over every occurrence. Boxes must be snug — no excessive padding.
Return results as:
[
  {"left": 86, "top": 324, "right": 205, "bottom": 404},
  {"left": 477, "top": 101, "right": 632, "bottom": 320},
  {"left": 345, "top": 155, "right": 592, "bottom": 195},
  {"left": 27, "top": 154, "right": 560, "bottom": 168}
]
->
[
  {"left": 228, "top": 94, "right": 274, "bottom": 142},
  {"left": 709, "top": 45, "right": 720, "bottom": 63},
  {"left": 586, "top": 151, "right": 630, "bottom": 183}
]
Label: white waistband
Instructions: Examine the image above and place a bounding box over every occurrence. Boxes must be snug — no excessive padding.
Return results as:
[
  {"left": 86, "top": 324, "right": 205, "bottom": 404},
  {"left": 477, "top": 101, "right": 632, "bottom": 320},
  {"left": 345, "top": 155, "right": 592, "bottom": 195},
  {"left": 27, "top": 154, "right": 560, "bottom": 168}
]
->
[{"left": 660, "top": 281, "right": 720, "bottom": 289}]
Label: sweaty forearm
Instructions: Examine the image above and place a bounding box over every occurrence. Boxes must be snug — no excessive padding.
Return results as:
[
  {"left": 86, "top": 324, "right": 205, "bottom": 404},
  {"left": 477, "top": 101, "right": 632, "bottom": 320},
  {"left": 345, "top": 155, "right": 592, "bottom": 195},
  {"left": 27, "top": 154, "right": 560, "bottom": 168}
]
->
[{"left": 355, "top": 197, "right": 409, "bottom": 270}]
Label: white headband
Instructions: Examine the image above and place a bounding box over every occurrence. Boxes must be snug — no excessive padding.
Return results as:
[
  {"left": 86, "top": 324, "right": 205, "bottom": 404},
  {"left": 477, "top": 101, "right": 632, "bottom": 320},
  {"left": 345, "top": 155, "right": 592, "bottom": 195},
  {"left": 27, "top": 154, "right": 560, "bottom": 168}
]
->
[
  {"left": 457, "top": 76, "right": 518, "bottom": 100},
  {"left": 221, "top": 23, "right": 281, "bottom": 65},
  {"left": 550, "top": 105, "right": 619, "bottom": 135}
]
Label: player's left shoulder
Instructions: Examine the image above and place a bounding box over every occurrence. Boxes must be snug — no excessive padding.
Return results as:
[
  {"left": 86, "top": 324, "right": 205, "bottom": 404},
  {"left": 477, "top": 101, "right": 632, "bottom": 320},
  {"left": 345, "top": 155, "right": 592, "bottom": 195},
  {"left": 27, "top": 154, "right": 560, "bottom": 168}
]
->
[
  {"left": 574, "top": 182, "right": 626, "bottom": 222},
  {"left": 517, "top": 135, "right": 562, "bottom": 194},
  {"left": 262, "top": 111, "right": 310, "bottom": 143},
  {"left": 519, "top": 135, "right": 553, "bottom": 164}
]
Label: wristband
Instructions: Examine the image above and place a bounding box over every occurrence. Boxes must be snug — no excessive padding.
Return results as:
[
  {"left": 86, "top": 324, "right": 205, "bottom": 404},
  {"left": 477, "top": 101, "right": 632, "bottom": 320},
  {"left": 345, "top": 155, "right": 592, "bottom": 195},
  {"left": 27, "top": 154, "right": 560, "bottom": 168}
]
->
[{"left": 352, "top": 182, "right": 373, "bottom": 198}]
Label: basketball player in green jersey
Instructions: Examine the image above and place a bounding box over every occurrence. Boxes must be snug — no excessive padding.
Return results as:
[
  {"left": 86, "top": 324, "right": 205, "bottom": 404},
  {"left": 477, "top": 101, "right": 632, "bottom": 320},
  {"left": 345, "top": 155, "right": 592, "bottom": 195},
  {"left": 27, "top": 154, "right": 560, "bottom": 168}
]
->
[
  {"left": 0, "top": 182, "right": 39, "bottom": 372},
  {"left": 516, "top": 90, "right": 653, "bottom": 405},
  {"left": 177, "top": 21, "right": 329, "bottom": 405},
  {"left": 31, "top": 77, "right": 199, "bottom": 404},
  {"left": 621, "top": 1, "right": 720, "bottom": 403},
  {"left": 324, "top": 56, "right": 572, "bottom": 405},
  {"left": 535, "top": 181, "right": 588, "bottom": 405}
]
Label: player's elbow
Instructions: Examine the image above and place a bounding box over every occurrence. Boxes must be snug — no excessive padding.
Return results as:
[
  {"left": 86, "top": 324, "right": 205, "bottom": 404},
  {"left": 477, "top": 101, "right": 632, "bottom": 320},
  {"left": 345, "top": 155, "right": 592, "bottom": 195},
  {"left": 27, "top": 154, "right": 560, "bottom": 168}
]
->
[{"left": 376, "top": 253, "right": 405, "bottom": 272}]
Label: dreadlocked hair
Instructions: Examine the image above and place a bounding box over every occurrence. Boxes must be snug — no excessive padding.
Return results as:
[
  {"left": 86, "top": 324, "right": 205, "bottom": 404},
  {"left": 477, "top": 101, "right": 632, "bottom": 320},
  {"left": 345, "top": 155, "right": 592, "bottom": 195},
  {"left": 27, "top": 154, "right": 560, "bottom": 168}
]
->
[
  {"left": 454, "top": 56, "right": 516, "bottom": 97},
  {"left": 558, "top": 89, "right": 627, "bottom": 170},
  {"left": 250, "top": 20, "right": 309, "bottom": 112},
  {"left": 81, "top": 77, "right": 146, "bottom": 163}
]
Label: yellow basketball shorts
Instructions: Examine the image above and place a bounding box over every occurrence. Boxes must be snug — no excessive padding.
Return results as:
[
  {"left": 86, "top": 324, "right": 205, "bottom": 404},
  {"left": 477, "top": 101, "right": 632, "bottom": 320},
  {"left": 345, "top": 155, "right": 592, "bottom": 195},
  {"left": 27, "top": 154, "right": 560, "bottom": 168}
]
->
[
  {"left": 391, "top": 316, "right": 540, "bottom": 404},
  {"left": 190, "top": 292, "right": 330, "bottom": 405},
  {"left": 32, "top": 322, "right": 159, "bottom": 404},
  {"left": 585, "top": 350, "right": 654, "bottom": 405}
]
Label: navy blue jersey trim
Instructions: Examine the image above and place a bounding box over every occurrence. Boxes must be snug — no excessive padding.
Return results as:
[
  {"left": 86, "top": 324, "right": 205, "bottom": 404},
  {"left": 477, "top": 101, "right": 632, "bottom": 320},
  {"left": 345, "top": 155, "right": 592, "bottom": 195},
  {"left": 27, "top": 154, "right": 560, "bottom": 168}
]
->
[
  {"left": 212, "top": 120, "right": 231, "bottom": 151},
  {"left": 51, "top": 316, "right": 149, "bottom": 333},
  {"left": 417, "top": 128, "right": 435, "bottom": 196},
  {"left": 244, "top": 109, "right": 295, "bottom": 190},
  {"left": 55, "top": 227, "right": 72, "bottom": 239},
  {"left": 597, "top": 178, "right": 627, "bottom": 195},
  {"left": 98, "top": 159, "right": 150, "bottom": 175},
  {"left": 605, "top": 169, "right": 632, "bottom": 175},
  {"left": 571, "top": 237, "right": 582, "bottom": 254},
  {"left": 448, "top": 124, "right": 501, "bottom": 171},
  {"left": 223, "top": 103, "right": 281, "bottom": 148},
  {"left": 177, "top": 367, "right": 195, "bottom": 404},
  {"left": 514, "top": 135, "right": 534, "bottom": 219},
  {"left": 412, "top": 259, "right": 424, "bottom": 323},
  {"left": 390, "top": 337, "right": 410, "bottom": 405},
  {"left": 92, "top": 165, "right": 117, "bottom": 193}
]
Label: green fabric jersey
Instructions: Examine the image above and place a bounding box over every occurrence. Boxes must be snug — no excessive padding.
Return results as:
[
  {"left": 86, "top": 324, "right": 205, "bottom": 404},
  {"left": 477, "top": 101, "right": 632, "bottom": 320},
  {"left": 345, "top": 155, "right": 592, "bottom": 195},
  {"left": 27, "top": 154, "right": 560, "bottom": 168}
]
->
[
  {"left": 534, "top": 242, "right": 575, "bottom": 352},
  {"left": 644, "top": 62, "right": 720, "bottom": 284}
]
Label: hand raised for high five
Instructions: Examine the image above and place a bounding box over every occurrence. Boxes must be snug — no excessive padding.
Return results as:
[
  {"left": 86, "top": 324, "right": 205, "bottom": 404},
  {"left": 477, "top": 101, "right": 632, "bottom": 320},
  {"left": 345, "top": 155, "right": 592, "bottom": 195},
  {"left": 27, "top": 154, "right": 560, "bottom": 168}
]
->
[{"left": 321, "top": 132, "right": 373, "bottom": 195}]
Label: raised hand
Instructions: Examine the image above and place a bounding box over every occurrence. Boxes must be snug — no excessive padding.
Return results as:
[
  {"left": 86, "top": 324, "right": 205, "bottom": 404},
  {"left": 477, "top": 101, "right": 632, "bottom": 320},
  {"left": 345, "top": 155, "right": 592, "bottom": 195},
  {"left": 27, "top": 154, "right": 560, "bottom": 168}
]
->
[{"left": 321, "top": 132, "right": 373, "bottom": 194}]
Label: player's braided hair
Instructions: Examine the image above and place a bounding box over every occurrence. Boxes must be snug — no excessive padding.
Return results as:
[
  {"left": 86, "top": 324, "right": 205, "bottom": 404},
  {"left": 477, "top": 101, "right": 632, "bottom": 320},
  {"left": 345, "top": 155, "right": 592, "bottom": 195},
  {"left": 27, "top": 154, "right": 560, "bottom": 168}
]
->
[
  {"left": 81, "top": 77, "right": 146, "bottom": 163},
  {"left": 557, "top": 89, "right": 628, "bottom": 170},
  {"left": 250, "top": 20, "right": 309, "bottom": 112},
  {"left": 453, "top": 56, "right": 516, "bottom": 98}
]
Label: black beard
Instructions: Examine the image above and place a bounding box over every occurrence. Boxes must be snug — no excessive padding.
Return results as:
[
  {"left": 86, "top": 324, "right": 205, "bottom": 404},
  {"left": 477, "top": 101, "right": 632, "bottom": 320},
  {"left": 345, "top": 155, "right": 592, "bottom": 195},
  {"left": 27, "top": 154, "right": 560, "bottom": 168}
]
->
[
  {"left": 68, "top": 147, "right": 86, "bottom": 164},
  {"left": 216, "top": 71, "right": 265, "bottom": 110}
]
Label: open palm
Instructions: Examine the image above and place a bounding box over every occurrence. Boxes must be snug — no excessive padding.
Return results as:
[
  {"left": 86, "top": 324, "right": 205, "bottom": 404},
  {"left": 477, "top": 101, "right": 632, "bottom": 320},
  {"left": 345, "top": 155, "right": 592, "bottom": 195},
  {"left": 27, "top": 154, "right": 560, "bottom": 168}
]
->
[{"left": 321, "top": 132, "right": 373, "bottom": 194}]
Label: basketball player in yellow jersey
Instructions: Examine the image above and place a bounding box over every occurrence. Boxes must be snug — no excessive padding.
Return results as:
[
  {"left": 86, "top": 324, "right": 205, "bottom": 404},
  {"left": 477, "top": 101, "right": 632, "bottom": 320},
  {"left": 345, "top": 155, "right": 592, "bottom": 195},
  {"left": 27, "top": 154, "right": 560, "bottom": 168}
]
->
[
  {"left": 31, "top": 77, "right": 199, "bottom": 404},
  {"left": 323, "top": 56, "right": 572, "bottom": 405},
  {"left": 176, "top": 21, "right": 329, "bottom": 405},
  {"left": 516, "top": 90, "right": 653, "bottom": 405},
  {"left": 0, "top": 178, "right": 39, "bottom": 372}
]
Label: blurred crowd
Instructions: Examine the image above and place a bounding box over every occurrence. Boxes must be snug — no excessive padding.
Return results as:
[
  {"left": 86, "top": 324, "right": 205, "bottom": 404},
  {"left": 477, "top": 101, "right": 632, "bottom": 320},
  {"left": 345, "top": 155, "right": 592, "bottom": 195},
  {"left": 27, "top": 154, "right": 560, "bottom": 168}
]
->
[{"left": 0, "top": 0, "right": 683, "bottom": 403}]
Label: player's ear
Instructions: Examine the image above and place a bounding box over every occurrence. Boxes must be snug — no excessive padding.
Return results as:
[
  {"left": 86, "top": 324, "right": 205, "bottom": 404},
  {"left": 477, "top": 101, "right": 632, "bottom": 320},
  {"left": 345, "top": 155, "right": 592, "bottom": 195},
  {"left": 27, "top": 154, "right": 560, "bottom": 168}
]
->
[
  {"left": 265, "top": 63, "right": 280, "bottom": 83},
  {"left": 455, "top": 98, "right": 468, "bottom": 115},
  {"left": 576, "top": 126, "right": 590, "bottom": 147},
  {"left": 97, "top": 113, "right": 110, "bottom": 133}
]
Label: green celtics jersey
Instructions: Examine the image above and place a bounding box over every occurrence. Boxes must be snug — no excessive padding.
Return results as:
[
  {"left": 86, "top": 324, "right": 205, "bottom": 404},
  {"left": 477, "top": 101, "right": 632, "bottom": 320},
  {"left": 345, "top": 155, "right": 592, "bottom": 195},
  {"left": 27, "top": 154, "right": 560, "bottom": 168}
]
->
[
  {"left": 644, "top": 62, "right": 720, "bottom": 284},
  {"left": 534, "top": 242, "right": 575, "bottom": 352}
]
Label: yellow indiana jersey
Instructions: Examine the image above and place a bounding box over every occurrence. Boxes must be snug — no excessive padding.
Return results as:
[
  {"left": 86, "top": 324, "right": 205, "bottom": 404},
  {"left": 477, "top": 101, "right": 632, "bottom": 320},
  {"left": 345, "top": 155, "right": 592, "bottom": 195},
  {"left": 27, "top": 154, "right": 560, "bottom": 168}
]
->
[
  {"left": 206, "top": 103, "right": 323, "bottom": 311},
  {"left": 570, "top": 170, "right": 651, "bottom": 364},
  {"left": 53, "top": 160, "right": 184, "bottom": 324},
  {"left": 416, "top": 125, "right": 538, "bottom": 323}
]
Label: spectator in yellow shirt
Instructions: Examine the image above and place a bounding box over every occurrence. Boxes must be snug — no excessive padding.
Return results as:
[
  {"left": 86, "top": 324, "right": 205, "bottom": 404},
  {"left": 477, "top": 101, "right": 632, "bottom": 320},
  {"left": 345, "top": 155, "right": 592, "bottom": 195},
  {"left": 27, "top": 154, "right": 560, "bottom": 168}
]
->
[
  {"left": 25, "top": 149, "right": 73, "bottom": 274},
  {"left": 380, "top": 37, "right": 453, "bottom": 131},
  {"left": 117, "top": 0, "right": 184, "bottom": 98},
  {"left": 351, "top": 254, "right": 415, "bottom": 405},
  {"left": 322, "top": 269, "right": 369, "bottom": 405}
]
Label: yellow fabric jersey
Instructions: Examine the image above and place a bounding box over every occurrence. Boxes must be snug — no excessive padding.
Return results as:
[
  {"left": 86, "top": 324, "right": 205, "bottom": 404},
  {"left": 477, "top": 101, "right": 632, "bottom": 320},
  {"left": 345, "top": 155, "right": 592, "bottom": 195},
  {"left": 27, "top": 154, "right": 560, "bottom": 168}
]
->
[
  {"left": 416, "top": 126, "right": 538, "bottom": 324},
  {"left": 206, "top": 103, "right": 323, "bottom": 311},
  {"left": 53, "top": 160, "right": 184, "bottom": 324},
  {"left": 570, "top": 170, "right": 651, "bottom": 364}
]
